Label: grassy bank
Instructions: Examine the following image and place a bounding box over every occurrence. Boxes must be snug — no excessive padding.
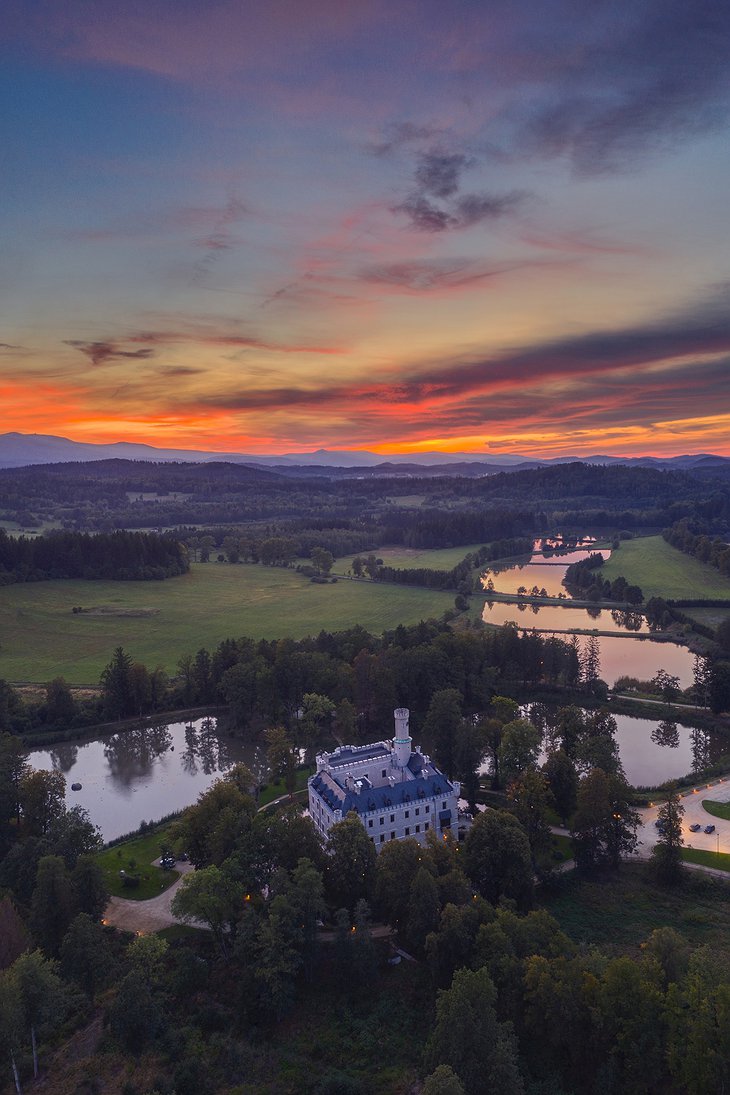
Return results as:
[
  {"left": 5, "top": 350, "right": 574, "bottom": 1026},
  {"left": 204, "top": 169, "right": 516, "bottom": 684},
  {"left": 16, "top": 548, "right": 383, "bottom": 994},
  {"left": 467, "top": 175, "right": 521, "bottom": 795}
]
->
[
  {"left": 96, "top": 826, "right": 179, "bottom": 901},
  {"left": 600, "top": 536, "right": 730, "bottom": 600},
  {"left": 0, "top": 561, "right": 457, "bottom": 684},
  {"left": 681, "top": 848, "right": 730, "bottom": 873}
]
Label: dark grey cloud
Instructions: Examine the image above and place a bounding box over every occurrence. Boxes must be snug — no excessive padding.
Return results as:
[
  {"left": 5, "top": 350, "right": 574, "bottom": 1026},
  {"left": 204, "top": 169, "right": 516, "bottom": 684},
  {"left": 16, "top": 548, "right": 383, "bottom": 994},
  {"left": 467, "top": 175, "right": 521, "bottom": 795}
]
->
[
  {"left": 393, "top": 195, "right": 453, "bottom": 232},
  {"left": 393, "top": 141, "right": 526, "bottom": 232},
  {"left": 65, "top": 340, "right": 155, "bottom": 367},
  {"left": 393, "top": 187, "right": 525, "bottom": 232},
  {"left": 516, "top": 0, "right": 730, "bottom": 173},
  {"left": 415, "top": 151, "right": 470, "bottom": 198}
]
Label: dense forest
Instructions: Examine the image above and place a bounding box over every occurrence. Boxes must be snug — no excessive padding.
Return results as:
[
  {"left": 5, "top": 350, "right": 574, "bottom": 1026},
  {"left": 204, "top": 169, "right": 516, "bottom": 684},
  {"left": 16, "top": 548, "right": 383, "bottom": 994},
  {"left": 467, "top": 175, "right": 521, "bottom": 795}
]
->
[
  {"left": 2, "top": 691, "right": 730, "bottom": 1093},
  {"left": 0, "top": 530, "right": 188, "bottom": 585},
  {"left": 2, "top": 460, "right": 730, "bottom": 541}
]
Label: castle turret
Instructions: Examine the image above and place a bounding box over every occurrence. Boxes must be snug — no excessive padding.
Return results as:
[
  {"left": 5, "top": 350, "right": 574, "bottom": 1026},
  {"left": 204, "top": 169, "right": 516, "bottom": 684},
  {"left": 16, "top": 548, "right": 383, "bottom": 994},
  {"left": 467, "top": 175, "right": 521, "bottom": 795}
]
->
[{"left": 393, "top": 708, "right": 412, "bottom": 767}]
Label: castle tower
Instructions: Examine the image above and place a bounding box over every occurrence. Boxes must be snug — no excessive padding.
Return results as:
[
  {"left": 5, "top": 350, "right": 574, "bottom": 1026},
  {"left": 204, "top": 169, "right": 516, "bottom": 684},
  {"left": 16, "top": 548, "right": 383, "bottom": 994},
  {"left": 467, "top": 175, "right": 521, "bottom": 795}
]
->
[{"left": 393, "top": 708, "right": 412, "bottom": 767}]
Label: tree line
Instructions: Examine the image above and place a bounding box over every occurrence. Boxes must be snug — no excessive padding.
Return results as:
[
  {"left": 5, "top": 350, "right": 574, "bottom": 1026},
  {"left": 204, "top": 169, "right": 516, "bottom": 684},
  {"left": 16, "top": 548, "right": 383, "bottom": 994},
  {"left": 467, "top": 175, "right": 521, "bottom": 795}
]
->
[
  {"left": 663, "top": 517, "right": 730, "bottom": 578},
  {"left": 0, "top": 529, "right": 188, "bottom": 586},
  {"left": 563, "top": 552, "right": 644, "bottom": 604}
]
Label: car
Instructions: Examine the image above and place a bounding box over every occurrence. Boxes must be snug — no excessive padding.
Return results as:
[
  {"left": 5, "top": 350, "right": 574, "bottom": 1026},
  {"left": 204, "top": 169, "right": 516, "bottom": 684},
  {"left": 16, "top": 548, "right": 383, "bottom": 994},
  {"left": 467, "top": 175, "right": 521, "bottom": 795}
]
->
[
  {"left": 689, "top": 823, "right": 701, "bottom": 832},
  {"left": 159, "top": 855, "right": 176, "bottom": 869},
  {"left": 704, "top": 825, "right": 716, "bottom": 834}
]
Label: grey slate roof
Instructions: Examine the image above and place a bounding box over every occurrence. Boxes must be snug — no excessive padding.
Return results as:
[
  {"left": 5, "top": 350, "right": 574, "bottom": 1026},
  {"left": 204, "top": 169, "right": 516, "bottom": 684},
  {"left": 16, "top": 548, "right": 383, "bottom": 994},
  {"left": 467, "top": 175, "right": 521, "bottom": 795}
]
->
[
  {"left": 310, "top": 768, "right": 453, "bottom": 817},
  {"left": 327, "top": 743, "right": 391, "bottom": 768}
]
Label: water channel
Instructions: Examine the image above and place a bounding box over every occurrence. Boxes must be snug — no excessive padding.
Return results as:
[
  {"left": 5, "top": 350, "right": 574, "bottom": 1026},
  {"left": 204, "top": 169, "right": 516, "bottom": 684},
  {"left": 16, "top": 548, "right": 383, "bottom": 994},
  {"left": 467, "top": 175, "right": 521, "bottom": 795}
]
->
[
  {"left": 481, "top": 535, "right": 696, "bottom": 686},
  {"left": 24, "top": 535, "right": 708, "bottom": 836},
  {"left": 28, "top": 716, "right": 262, "bottom": 842}
]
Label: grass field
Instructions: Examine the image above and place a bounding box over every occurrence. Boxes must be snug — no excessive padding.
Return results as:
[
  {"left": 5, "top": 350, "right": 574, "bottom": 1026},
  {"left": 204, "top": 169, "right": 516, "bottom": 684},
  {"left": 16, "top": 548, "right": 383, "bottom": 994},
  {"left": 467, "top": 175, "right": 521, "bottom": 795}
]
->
[
  {"left": 542, "top": 861, "right": 730, "bottom": 952},
  {"left": 0, "top": 562, "right": 458, "bottom": 684},
  {"left": 96, "top": 826, "right": 179, "bottom": 901},
  {"left": 680, "top": 606, "right": 730, "bottom": 630},
  {"left": 701, "top": 799, "right": 730, "bottom": 820},
  {"left": 681, "top": 848, "right": 730, "bottom": 872},
  {"left": 336, "top": 542, "right": 487, "bottom": 572},
  {"left": 600, "top": 536, "right": 730, "bottom": 600}
]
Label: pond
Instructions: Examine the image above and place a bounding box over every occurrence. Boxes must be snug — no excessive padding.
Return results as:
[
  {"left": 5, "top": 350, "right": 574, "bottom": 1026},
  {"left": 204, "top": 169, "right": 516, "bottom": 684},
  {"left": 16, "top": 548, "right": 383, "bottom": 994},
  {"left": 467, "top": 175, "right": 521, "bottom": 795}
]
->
[
  {"left": 480, "top": 707, "right": 728, "bottom": 788},
  {"left": 482, "top": 537, "right": 612, "bottom": 597},
  {"left": 481, "top": 600, "right": 648, "bottom": 634},
  {"left": 27, "top": 716, "right": 263, "bottom": 842}
]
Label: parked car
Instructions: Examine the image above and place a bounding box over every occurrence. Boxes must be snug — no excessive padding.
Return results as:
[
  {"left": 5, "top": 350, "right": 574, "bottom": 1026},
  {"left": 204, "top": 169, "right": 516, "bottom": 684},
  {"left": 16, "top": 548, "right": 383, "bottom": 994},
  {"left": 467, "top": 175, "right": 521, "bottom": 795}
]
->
[
  {"left": 160, "top": 855, "right": 176, "bottom": 869},
  {"left": 689, "top": 823, "right": 702, "bottom": 832},
  {"left": 704, "top": 825, "right": 716, "bottom": 834}
]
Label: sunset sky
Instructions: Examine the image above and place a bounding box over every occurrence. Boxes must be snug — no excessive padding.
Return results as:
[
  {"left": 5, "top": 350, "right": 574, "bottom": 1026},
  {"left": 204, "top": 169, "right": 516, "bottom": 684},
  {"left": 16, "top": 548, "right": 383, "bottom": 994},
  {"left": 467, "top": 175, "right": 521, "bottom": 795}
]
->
[{"left": 2, "top": 0, "right": 730, "bottom": 458}]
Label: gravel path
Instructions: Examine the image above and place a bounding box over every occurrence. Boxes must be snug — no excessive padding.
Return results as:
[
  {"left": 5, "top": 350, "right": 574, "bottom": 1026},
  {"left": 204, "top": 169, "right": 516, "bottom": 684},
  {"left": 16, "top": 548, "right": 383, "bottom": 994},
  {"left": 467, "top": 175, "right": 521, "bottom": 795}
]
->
[{"left": 103, "top": 860, "right": 196, "bottom": 933}]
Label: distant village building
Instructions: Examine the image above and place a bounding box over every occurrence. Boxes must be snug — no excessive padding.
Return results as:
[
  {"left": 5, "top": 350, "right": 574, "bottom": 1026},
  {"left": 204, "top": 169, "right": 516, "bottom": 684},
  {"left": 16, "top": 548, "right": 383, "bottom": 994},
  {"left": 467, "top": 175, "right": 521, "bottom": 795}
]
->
[{"left": 308, "top": 708, "right": 460, "bottom": 849}]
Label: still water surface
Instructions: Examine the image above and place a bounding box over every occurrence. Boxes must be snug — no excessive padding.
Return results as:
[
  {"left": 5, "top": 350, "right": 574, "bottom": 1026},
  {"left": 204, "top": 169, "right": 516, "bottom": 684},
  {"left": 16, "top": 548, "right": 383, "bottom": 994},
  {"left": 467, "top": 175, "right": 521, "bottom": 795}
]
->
[
  {"left": 28, "top": 717, "right": 261, "bottom": 842},
  {"left": 481, "top": 600, "right": 649, "bottom": 634}
]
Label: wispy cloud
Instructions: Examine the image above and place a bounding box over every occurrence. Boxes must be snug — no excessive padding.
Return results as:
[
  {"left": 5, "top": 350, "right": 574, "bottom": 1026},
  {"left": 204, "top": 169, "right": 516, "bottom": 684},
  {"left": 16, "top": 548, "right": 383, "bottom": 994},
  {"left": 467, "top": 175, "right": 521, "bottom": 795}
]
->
[{"left": 65, "top": 341, "right": 156, "bottom": 367}]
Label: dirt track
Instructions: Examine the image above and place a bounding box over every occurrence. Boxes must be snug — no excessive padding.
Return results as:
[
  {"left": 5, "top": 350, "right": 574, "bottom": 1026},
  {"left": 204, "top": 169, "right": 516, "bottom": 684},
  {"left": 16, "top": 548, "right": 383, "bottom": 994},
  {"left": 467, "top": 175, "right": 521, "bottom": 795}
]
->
[{"left": 103, "top": 860, "right": 195, "bottom": 933}]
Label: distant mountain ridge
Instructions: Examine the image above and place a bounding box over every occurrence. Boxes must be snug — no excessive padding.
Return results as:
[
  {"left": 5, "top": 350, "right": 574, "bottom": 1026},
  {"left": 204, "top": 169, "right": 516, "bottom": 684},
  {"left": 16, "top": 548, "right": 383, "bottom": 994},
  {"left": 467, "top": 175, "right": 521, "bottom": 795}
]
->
[{"left": 0, "top": 431, "right": 727, "bottom": 474}]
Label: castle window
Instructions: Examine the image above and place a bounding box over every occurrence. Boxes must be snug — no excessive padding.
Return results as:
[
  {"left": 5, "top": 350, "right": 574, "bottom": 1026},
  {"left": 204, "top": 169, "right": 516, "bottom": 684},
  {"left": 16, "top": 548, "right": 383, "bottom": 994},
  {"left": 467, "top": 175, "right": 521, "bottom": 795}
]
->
[
  {"left": 425, "top": 822, "right": 430, "bottom": 831},
  {"left": 405, "top": 827, "right": 410, "bottom": 835},
  {"left": 380, "top": 817, "right": 384, "bottom": 826},
  {"left": 368, "top": 819, "right": 373, "bottom": 828},
  {"left": 416, "top": 824, "right": 420, "bottom": 833}
]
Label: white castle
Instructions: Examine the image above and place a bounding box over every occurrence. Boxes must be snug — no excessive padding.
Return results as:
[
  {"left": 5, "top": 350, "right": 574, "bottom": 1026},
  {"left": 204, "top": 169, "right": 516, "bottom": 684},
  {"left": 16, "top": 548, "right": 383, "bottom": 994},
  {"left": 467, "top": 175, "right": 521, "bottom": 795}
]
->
[{"left": 308, "top": 708, "right": 461, "bottom": 850}]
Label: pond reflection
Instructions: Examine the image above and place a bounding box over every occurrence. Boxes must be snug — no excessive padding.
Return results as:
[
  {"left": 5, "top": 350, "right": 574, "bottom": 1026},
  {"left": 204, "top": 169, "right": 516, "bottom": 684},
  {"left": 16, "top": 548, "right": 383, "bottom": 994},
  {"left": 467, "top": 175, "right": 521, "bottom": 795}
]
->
[
  {"left": 500, "top": 704, "right": 728, "bottom": 787},
  {"left": 651, "top": 719, "right": 680, "bottom": 749},
  {"left": 27, "top": 716, "right": 261, "bottom": 842},
  {"left": 481, "top": 600, "right": 650, "bottom": 634}
]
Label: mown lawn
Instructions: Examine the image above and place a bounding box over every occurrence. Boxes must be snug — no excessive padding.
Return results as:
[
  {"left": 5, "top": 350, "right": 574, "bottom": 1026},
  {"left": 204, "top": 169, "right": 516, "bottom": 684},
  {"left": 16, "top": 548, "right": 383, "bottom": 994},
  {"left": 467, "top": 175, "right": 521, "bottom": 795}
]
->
[
  {"left": 541, "top": 861, "right": 730, "bottom": 953},
  {"left": 702, "top": 799, "right": 730, "bottom": 820},
  {"left": 336, "top": 542, "right": 487, "bottom": 572},
  {"left": 599, "top": 536, "right": 730, "bottom": 600},
  {"left": 0, "top": 561, "right": 457, "bottom": 684},
  {"left": 681, "top": 848, "right": 730, "bottom": 872},
  {"left": 96, "top": 826, "right": 179, "bottom": 901}
]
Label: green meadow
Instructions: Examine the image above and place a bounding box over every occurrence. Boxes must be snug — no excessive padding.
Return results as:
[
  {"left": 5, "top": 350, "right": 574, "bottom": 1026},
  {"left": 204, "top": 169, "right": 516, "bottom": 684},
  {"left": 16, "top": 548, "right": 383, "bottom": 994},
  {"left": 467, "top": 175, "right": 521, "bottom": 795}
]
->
[
  {"left": 336, "top": 542, "right": 488, "bottom": 572},
  {"left": 0, "top": 562, "right": 458, "bottom": 684},
  {"left": 600, "top": 536, "right": 730, "bottom": 600}
]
